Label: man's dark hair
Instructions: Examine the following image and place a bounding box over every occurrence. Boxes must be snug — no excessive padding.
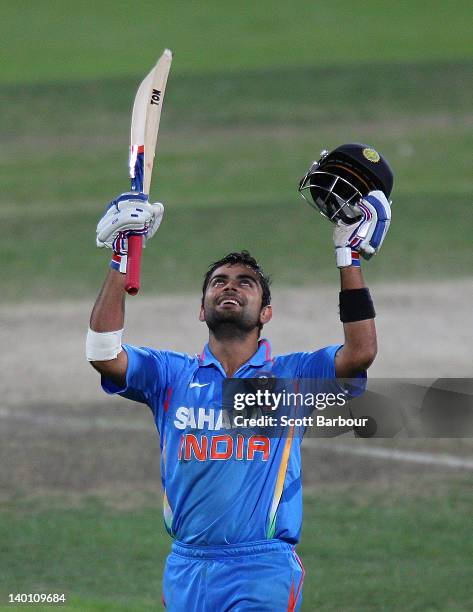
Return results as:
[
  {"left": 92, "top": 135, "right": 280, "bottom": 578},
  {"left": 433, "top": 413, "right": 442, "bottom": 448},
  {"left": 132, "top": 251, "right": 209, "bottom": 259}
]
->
[{"left": 202, "top": 251, "right": 271, "bottom": 308}]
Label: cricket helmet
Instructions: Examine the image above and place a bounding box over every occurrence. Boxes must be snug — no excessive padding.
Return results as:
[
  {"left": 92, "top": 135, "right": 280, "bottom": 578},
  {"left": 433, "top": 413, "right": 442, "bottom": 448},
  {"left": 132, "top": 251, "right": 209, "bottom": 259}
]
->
[{"left": 298, "top": 143, "right": 393, "bottom": 224}]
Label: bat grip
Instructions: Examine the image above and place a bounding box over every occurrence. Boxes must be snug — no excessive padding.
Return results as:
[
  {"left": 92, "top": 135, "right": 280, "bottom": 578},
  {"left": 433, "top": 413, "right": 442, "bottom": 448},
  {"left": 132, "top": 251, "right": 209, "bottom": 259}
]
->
[{"left": 125, "top": 235, "right": 143, "bottom": 295}]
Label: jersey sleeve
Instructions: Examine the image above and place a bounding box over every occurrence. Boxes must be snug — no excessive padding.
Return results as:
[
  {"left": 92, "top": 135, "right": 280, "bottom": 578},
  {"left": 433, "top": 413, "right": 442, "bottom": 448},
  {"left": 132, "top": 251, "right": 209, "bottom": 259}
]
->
[
  {"left": 296, "top": 344, "right": 341, "bottom": 378},
  {"left": 101, "top": 343, "right": 171, "bottom": 413},
  {"left": 296, "top": 344, "right": 367, "bottom": 396}
]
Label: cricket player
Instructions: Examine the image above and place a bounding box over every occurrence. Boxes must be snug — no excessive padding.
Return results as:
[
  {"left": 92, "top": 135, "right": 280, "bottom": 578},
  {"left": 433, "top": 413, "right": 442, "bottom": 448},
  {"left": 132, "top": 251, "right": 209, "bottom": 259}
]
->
[{"left": 87, "top": 144, "right": 393, "bottom": 610}]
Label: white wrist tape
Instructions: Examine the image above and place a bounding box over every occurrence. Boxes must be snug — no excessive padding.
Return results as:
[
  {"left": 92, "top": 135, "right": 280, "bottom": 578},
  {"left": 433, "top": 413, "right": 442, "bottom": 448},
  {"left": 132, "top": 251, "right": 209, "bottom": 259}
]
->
[
  {"left": 86, "top": 327, "right": 123, "bottom": 361},
  {"left": 336, "top": 247, "right": 353, "bottom": 268},
  {"left": 335, "top": 247, "right": 361, "bottom": 268}
]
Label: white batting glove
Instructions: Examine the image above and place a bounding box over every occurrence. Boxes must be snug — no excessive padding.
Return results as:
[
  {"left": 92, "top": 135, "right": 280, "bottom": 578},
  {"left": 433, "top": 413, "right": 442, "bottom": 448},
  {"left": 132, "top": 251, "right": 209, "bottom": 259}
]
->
[
  {"left": 333, "top": 190, "right": 391, "bottom": 268},
  {"left": 96, "top": 192, "right": 164, "bottom": 272}
]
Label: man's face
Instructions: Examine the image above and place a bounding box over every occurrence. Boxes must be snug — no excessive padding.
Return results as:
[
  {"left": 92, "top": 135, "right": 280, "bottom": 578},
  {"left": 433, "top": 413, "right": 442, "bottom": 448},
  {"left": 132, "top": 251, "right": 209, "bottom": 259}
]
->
[{"left": 199, "top": 264, "right": 272, "bottom": 335}]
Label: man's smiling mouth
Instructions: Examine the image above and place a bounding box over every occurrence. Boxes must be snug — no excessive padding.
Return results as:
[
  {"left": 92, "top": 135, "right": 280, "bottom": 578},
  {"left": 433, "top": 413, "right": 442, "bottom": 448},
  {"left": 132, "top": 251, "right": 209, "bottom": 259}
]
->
[{"left": 218, "top": 297, "right": 242, "bottom": 306}]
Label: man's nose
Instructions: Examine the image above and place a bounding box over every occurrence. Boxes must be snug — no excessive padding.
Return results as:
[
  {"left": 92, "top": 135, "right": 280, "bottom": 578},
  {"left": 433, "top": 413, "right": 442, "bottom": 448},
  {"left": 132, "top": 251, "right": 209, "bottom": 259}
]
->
[{"left": 222, "top": 279, "right": 238, "bottom": 291}]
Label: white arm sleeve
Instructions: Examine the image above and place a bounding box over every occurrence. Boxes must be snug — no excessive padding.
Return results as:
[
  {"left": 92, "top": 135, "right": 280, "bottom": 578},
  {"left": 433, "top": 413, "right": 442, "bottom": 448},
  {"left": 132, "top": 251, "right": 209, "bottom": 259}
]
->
[{"left": 86, "top": 327, "right": 123, "bottom": 361}]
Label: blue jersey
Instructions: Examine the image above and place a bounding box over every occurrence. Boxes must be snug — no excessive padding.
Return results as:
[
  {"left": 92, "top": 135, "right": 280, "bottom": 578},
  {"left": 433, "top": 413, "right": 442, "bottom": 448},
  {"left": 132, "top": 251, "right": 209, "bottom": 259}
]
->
[{"left": 102, "top": 339, "right": 362, "bottom": 545}]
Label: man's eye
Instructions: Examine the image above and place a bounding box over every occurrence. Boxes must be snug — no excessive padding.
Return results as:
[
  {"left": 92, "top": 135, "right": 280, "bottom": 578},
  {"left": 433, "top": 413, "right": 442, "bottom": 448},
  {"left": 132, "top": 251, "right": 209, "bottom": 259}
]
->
[
  {"left": 241, "top": 280, "right": 252, "bottom": 287},
  {"left": 213, "top": 279, "right": 224, "bottom": 286}
]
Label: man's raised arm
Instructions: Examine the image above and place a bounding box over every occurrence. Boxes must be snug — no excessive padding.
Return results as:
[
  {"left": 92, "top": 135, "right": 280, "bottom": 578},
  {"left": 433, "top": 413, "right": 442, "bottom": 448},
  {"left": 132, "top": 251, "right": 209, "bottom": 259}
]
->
[
  {"left": 86, "top": 192, "right": 164, "bottom": 386},
  {"left": 88, "top": 269, "right": 128, "bottom": 386},
  {"left": 334, "top": 266, "right": 377, "bottom": 378},
  {"left": 298, "top": 143, "right": 394, "bottom": 379},
  {"left": 330, "top": 190, "right": 392, "bottom": 378}
]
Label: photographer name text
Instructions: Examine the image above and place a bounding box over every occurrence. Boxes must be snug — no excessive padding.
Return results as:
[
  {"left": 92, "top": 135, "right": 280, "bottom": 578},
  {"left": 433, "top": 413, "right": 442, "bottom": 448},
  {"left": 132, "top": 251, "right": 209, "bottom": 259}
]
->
[{"left": 233, "top": 414, "right": 368, "bottom": 428}]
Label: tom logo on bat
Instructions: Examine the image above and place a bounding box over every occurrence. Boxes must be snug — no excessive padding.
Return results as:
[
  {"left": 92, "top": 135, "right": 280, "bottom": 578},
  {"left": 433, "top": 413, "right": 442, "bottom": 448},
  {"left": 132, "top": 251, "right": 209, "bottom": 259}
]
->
[{"left": 151, "top": 88, "right": 161, "bottom": 105}]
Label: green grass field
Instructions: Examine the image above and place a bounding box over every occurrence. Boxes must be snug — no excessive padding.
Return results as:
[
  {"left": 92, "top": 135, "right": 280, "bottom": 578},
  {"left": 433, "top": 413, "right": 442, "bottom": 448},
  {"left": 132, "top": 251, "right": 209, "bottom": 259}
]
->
[
  {"left": 1, "top": 1, "right": 472, "bottom": 301},
  {"left": 1, "top": 480, "right": 472, "bottom": 611},
  {"left": 3, "top": 1, "right": 472, "bottom": 84}
]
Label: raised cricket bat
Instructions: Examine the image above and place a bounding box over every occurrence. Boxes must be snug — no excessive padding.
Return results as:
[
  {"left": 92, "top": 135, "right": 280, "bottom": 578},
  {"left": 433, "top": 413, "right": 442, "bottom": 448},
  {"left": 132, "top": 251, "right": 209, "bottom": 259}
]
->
[{"left": 125, "top": 49, "right": 173, "bottom": 295}]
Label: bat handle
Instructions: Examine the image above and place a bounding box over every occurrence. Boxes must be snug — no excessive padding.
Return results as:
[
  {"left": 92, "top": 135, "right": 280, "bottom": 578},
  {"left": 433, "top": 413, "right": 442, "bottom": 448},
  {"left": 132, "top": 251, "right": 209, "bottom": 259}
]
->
[{"left": 125, "top": 235, "right": 143, "bottom": 295}]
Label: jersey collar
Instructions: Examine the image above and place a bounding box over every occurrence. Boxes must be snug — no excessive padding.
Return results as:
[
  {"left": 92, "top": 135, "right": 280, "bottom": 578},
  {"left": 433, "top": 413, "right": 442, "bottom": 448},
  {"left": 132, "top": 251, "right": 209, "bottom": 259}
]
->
[{"left": 198, "top": 338, "right": 272, "bottom": 370}]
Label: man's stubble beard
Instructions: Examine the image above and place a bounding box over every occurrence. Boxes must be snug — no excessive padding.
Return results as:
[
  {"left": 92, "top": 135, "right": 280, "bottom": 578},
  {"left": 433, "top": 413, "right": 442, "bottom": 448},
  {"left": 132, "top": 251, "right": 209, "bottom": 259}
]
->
[{"left": 204, "top": 307, "right": 260, "bottom": 340}]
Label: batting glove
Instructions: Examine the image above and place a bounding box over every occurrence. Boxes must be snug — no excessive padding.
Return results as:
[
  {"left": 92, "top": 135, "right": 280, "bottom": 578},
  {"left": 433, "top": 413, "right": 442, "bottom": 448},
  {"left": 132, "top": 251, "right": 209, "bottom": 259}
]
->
[
  {"left": 333, "top": 190, "right": 391, "bottom": 268},
  {"left": 96, "top": 192, "right": 164, "bottom": 272}
]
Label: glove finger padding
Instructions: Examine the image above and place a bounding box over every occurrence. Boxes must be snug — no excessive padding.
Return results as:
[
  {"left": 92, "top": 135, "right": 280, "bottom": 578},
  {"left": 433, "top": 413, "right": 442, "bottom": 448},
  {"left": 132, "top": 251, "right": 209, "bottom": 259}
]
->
[
  {"left": 333, "top": 190, "right": 391, "bottom": 267},
  {"left": 96, "top": 193, "right": 164, "bottom": 249},
  {"left": 144, "top": 202, "right": 165, "bottom": 244},
  {"left": 112, "top": 201, "right": 164, "bottom": 249},
  {"left": 357, "top": 190, "right": 391, "bottom": 259}
]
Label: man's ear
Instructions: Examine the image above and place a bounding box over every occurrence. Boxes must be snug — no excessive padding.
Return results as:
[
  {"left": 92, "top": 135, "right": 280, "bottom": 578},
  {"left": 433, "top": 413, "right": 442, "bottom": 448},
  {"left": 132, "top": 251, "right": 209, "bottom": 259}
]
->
[
  {"left": 259, "top": 305, "right": 272, "bottom": 326},
  {"left": 199, "top": 304, "right": 205, "bottom": 322}
]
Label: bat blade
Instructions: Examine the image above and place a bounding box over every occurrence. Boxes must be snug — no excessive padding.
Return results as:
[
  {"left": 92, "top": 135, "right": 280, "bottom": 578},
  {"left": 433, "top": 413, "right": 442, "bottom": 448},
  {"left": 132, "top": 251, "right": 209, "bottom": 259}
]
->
[
  {"left": 129, "top": 49, "right": 172, "bottom": 193},
  {"left": 130, "top": 66, "right": 155, "bottom": 152},
  {"left": 143, "top": 48, "right": 172, "bottom": 195},
  {"left": 125, "top": 49, "right": 172, "bottom": 295}
]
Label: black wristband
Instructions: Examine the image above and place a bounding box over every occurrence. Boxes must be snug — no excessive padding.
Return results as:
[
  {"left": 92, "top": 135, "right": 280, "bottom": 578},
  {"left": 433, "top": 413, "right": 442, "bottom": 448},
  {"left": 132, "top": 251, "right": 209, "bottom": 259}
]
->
[{"left": 339, "top": 288, "right": 375, "bottom": 323}]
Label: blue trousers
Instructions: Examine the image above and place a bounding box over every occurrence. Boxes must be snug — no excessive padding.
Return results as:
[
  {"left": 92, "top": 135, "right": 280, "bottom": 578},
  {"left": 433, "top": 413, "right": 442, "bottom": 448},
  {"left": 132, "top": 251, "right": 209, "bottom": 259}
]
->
[{"left": 162, "top": 539, "right": 304, "bottom": 611}]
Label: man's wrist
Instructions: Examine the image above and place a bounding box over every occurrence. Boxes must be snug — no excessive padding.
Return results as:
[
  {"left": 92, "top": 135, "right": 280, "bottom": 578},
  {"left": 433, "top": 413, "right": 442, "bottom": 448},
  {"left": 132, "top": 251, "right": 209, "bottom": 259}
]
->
[
  {"left": 339, "top": 264, "right": 366, "bottom": 290},
  {"left": 110, "top": 253, "right": 127, "bottom": 273},
  {"left": 335, "top": 247, "right": 360, "bottom": 268}
]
